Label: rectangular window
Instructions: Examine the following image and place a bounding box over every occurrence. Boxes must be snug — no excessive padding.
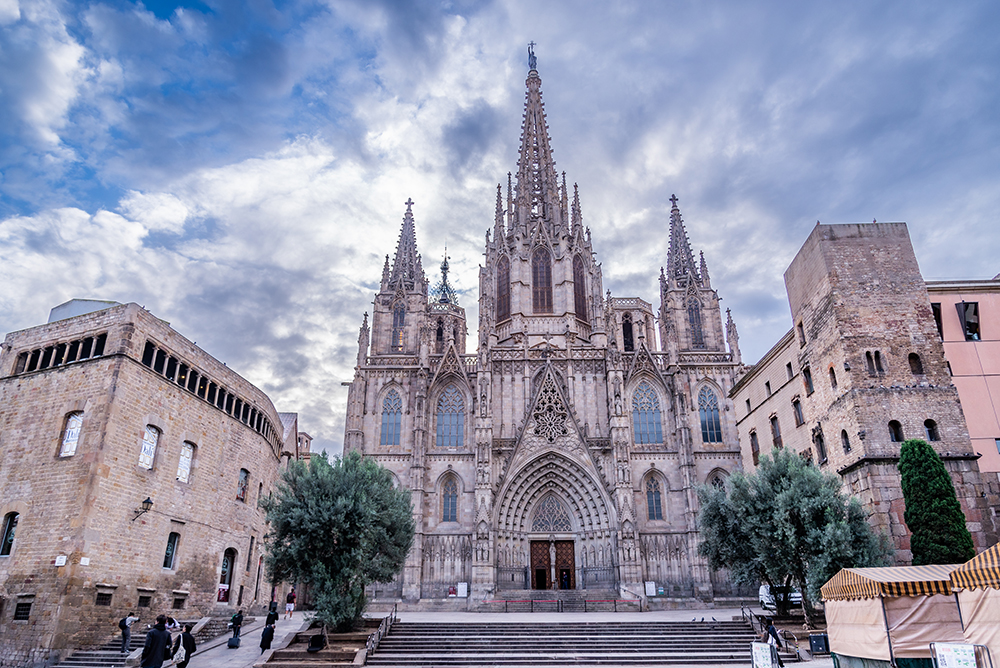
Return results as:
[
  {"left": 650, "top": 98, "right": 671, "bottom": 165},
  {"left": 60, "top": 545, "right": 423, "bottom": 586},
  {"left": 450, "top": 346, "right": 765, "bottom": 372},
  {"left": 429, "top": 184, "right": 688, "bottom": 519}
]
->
[
  {"left": 750, "top": 431, "right": 760, "bottom": 466},
  {"left": 138, "top": 426, "right": 159, "bottom": 470},
  {"left": 764, "top": 381, "right": 771, "bottom": 397},
  {"left": 995, "top": 438, "right": 1000, "bottom": 455},
  {"left": 14, "top": 601, "right": 31, "bottom": 621},
  {"left": 931, "top": 303, "right": 943, "bottom": 339},
  {"left": 163, "top": 532, "right": 180, "bottom": 569},
  {"left": 745, "top": 398, "right": 751, "bottom": 414},
  {"left": 237, "top": 469, "right": 250, "bottom": 501},
  {"left": 786, "top": 362, "right": 793, "bottom": 380},
  {"left": 172, "top": 597, "right": 186, "bottom": 610},
  {"left": 770, "top": 416, "right": 782, "bottom": 449},
  {"left": 137, "top": 595, "right": 152, "bottom": 608},
  {"left": 95, "top": 592, "right": 113, "bottom": 606},
  {"left": 796, "top": 322, "right": 806, "bottom": 347},
  {"left": 802, "top": 367, "right": 814, "bottom": 395},
  {"left": 60, "top": 412, "right": 83, "bottom": 457},
  {"left": 957, "top": 302, "right": 981, "bottom": 341},
  {"left": 176, "top": 442, "right": 194, "bottom": 483},
  {"left": 793, "top": 400, "right": 805, "bottom": 427},
  {"left": 246, "top": 537, "right": 255, "bottom": 572}
]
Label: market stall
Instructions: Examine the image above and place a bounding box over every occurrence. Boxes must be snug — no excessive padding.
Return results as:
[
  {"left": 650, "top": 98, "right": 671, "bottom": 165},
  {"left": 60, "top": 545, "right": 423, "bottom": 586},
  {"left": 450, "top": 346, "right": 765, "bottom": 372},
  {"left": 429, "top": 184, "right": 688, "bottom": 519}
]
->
[{"left": 951, "top": 543, "right": 1000, "bottom": 664}]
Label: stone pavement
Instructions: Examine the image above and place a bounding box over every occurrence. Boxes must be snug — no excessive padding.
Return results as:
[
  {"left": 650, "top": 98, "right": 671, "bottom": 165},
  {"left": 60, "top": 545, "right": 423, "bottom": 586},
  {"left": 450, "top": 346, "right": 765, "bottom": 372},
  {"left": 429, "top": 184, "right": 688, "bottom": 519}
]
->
[{"left": 183, "top": 612, "right": 309, "bottom": 668}]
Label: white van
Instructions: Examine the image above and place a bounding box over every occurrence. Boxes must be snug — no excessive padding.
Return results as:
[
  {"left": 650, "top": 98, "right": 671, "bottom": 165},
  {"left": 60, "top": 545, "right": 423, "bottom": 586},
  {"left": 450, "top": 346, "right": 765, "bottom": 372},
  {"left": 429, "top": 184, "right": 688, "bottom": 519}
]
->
[{"left": 758, "top": 584, "right": 802, "bottom": 610}]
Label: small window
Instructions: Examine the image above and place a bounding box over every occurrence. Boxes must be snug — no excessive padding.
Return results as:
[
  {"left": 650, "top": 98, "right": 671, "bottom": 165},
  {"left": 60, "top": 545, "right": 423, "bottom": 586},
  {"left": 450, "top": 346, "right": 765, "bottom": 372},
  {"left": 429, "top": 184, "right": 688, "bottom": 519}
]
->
[
  {"left": 163, "top": 532, "right": 180, "bottom": 569},
  {"left": 874, "top": 351, "right": 885, "bottom": 373},
  {"left": 909, "top": 353, "right": 924, "bottom": 375},
  {"left": 770, "top": 416, "right": 782, "bottom": 449},
  {"left": 750, "top": 431, "right": 760, "bottom": 466},
  {"left": 792, "top": 400, "right": 805, "bottom": 427},
  {"left": 496, "top": 256, "right": 511, "bottom": 322},
  {"left": 889, "top": 420, "right": 904, "bottom": 443},
  {"left": 391, "top": 303, "right": 406, "bottom": 352},
  {"left": 866, "top": 351, "right": 876, "bottom": 375},
  {"left": 138, "top": 425, "right": 160, "bottom": 470},
  {"left": 14, "top": 600, "right": 31, "bottom": 621},
  {"left": 573, "top": 255, "right": 589, "bottom": 321},
  {"left": 996, "top": 438, "right": 1000, "bottom": 455},
  {"left": 137, "top": 595, "right": 152, "bottom": 608},
  {"left": 957, "top": 302, "right": 980, "bottom": 341},
  {"left": 60, "top": 412, "right": 83, "bottom": 457},
  {"left": 841, "top": 429, "right": 851, "bottom": 454},
  {"left": 622, "top": 314, "right": 635, "bottom": 353},
  {"left": 710, "top": 473, "right": 725, "bottom": 490},
  {"left": 172, "top": 597, "right": 186, "bottom": 610},
  {"left": 0, "top": 513, "right": 18, "bottom": 556},
  {"left": 829, "top": 367, "right": 838, "bottom": 391},
  {"left": 237, "top": 469, "right": 250, "bottom": 501},
  {"left": 802, "top": 367, "right": 814, "bottom": 395},
  {"left": 246, "top": 536, "right": 255, "bottom": 571},
  {"left": 931, "top": 303, "right": 944, "bottom": 339},
  {"left": 95, "top": 592, "right": 113, "bottom": 606},
  {"left": 442, "top": 478, "right": 458, "bottom": 523},
  {"left": 764, "top": 381, "right": 771, "bottom": 397},
  {"left": 786, "top": 363, "right": 793, "bottom": 381},
  {"left": 924, "top": 419, "right": 940, "bottom": 442},
  {"left": 814, "top": 429, "right": 828, "bottom": 464},
  {"left": 177, "top": 442, "right": 195, "bottom": 483},
  {"left": 745, "top": 398, "right": 751, "bottom": 414},
  {"left": 646, "top": 479, "right": 663, "bottom": 521},
  {"left": 796, "top": 321, "right": 806, "bottom": 347}
]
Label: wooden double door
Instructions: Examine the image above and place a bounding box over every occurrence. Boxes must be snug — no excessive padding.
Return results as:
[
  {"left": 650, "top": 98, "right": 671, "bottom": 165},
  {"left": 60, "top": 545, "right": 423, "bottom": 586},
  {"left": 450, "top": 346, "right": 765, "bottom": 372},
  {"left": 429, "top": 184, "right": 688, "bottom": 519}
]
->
[{"left": 530, "top": 540, "right": 575, "bottom": 590}]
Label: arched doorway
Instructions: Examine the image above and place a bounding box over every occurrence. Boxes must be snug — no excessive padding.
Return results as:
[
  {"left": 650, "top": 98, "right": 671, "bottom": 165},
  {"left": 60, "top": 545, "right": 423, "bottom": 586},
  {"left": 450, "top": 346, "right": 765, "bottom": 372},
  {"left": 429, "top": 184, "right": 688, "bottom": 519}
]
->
[{"left": 218, "top": 548, "right": 237, "bottom": 603}]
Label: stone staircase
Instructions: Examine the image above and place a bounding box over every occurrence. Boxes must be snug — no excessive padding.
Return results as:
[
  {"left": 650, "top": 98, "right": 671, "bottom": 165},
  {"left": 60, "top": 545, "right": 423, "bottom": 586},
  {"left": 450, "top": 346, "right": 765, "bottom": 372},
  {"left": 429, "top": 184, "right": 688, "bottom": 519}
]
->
[
  {"left": 476, "top": 589, "right": 639, "bottom": 612},
  {"left": 367, "top": 620, "right": 769, "bottom": 665}
]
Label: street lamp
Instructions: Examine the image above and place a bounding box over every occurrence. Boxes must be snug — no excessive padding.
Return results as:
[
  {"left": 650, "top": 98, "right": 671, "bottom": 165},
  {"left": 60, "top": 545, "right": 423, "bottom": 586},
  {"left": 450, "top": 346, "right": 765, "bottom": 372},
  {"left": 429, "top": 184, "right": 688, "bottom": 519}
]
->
[{"left": 132, "top": 497, "right": 153, "bottom": 522}]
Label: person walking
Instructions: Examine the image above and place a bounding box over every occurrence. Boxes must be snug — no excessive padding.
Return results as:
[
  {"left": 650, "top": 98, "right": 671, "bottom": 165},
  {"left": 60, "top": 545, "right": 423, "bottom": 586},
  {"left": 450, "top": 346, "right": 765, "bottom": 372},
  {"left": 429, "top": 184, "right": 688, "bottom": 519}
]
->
[
  {"left": 119, "top": 612, "right": 140, "bottom": 654},
  {"left": 284, "top": 588, "right": 296, "bottom": 619},
  {"left": 231, "top": 609, "right": 244, "bottom": 638},
  {"left": 140, "top": 615, "right": 171, "bottom": 668},
  {"left": 765, "top": 618, "right": 785, "bottom": 668},
  {"left": 171, "top": 623, "right": 197, "bottom": 668},
  {"left": 260, "top": 623, "right": 275, "bottom": 654},
  {"left": 265, "top": 606, "right": 279, "bottom": 627}
]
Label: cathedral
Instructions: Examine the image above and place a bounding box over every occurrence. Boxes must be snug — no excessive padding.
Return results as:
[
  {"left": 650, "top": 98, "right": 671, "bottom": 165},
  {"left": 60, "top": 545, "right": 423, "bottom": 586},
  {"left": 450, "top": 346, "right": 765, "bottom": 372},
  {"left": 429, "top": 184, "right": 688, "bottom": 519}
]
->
[{"left": 343, "top": 50, "right": 745, "bottom": 604}]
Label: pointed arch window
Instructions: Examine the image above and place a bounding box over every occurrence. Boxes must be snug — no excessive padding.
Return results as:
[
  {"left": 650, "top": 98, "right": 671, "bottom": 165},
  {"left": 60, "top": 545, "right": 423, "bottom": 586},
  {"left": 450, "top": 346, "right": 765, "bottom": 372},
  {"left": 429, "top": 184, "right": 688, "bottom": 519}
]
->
[
  {"left": 573, "top": 255, "right": 588, "bottom": 321},
  {"left": 632, "top": 381, "right": 663, "bottom": 444},
  {"left": 380, "top": 390, "right": 402, "bottom": 445},
  {"left": 442, "top": 478, "right": 458, "bottom": 522},
  {"left": 496, "top": 256, "right": 511, "bottom": 323},
  {"left": 391, "top": 303, "right": 405, "bottom": 353},
  {"left": 435, "top": 319, "right": 444, "bottom": 354},
  {"left": 532, "top": 495, "right": 571, "bottom": 531},
  {"left": 532, "top": 248, "right": 553, "bottom": 313},
  {"left": 646, "top": 479, "right": 663, "bottom": 521},
  {"left": 688, "top": 298, "right": 705, "bottom": 349},
  {"left": 138, "top": 425, "right": 160, "bottom": 470},
  {"left": 59, "top": 411, "right": 83, "bottom": 457},
  {"left": 622, "top": 314, "right": 635, "bottom": 352},
  {"left": 698, "top": 387, "right": 722, "bottom": 443},
  {"left": 436, "top": 385, "right": 465, "bottom": 448}
]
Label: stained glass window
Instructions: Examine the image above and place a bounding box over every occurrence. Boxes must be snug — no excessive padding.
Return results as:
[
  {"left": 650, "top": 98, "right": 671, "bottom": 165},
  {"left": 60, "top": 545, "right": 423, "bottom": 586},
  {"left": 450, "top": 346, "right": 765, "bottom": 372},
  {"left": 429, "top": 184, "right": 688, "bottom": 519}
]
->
[
  {"left": 688, "top": 298, "right": 704, "bottom": 349},
  {"left": 573, "top": 255, "right": 587, "bottom": 320},
  {"left": 497, "top": 256, "right": 511, "bottom": 322},
  {"left": 646, "top": 479, "right": 663, "bottom": 520},
  {"left": 436, "top": 385, "right": 464, "bottom": 447},
  {"left": 176, "top": 441, "right": 194, "bottom": 483},
  {"left": 698, "top": 387, "right": 722, "bottom": 443},
  {"left": 632, "top": 381, "right": 663, "bottom": 444},
  {"left": 532, "top": 248, "right": 553, "bottom": 313},
  {"left": 381, "top": 390, "right": 402, "bottom": 445},
  {"left": 138, "top": 425, "right": 160, "bottom": 469},
  {"left": 532, "top": 496, "right": 571, "bottom": 531},
  {"left": 391, "top": 303, "right": 405, "bottom": 352},
  {"left": 60, "top": 412, "right": 83, "bottom": 457},
  {"left": 442, "top": 478, "right": 458, "bottom": 522}
]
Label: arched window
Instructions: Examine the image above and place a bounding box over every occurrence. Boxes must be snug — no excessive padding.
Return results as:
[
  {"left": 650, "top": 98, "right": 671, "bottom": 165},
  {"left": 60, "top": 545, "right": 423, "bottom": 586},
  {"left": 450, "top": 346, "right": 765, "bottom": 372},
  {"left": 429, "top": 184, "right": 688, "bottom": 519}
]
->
[
  {"left": 176, "top": 441, "right": 195, "bottom": 483},
  {"left": 814, "top": 429, "right": 828, "bottom": 463},
  {"left": 573, "top": 255, "right": 588, "bottom": 321},
  {"left": 496, "top": 256, "right": 511, "bottom": 322},
  {"left": 874, "top": 350, "right": 885, "bottom": 373},
  {"left": 924, "top": 419, "right": 940, "bottom": 441},
  {"left": 436, "top": 385, "right": 465, "bottom": 448},
  {"left": 138, "top": 425, "right": 160, "bottom": 470},
  {"left": 532, "top": 248, "right": 553, "bottom": 313},
  {"left": 688, "top": 299, "right": 704, "bottom": 349},
  {"left": 163, "top": 532, "right": 180, "bottom": 569},
  {"left": 631, "top": 381, "right": 663, "bottom": 444},
  {"left": 380, "top": 390, "right": 402, "bottom": 446},
  {"left": 889, "top": 420, "right": 904, "bottom": 443},
  {"left": 622, "top": 314, "right": 635, "bottom": 352},
  {"left": 59, "top": 411, "right": 83, "bottom": 457},
  {"left": 391, "top": 303, "right": 405, "bottom": 352},
  {"left": 829, "top": 367, "right": 838, "bottom": 391},
  {"left": 866, "top": 351, "right": 876, "bottom": 375},
  {"left": 442, "top": 478, "right": 458, "bottom": 522},
  {"left": 435, "top": 320, "right": 444, "bottom": 354},
  {"left": 532, "top": 495, "right": 571, "bottom": 531},
  {"left": 750, "top": 431, "right": 760, "bottom": 465},
  {"left": 909, "top": 353, "right": 924, "bottom": 375},
  {"left": 841, "top": 429, "right": 851, "bottom": 453},
  {"left": 698, "top": 387, "right": 722, "bottom": 443},
  {"left": 710, "top": 472, "right": 726, "bottom": 489},
  {"left": 646, "top": 479, "right": 663, "bottom": 520},
  {"left": 1, "top": 512, "right": 18, "bottom": 557}
]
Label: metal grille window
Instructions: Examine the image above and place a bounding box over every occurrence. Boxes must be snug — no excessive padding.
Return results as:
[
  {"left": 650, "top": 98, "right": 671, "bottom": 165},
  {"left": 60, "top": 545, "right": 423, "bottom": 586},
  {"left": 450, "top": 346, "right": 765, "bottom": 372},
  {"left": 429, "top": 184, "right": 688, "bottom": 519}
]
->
[
  {"left": 573, "top": 255, "right": 588, "bottom": 320},
  {"left": 14, "top": 601, "right": 31, "bottom": 621},
  {"left": 60, "top": 412, "right": 83, "bottom": 457},
  {"left": 496, "top": 256, "right": 511, "bottom": 322},
  {"left": 138, "top": 425, "right": 160, "bottom": 470},
  {"left": 138, "top": 595, "right": 152, "bottom": 608},
  {"left": 436, "top": 386, "right": 464, "bottom": 448},
  {"left": 631, "top": 382, "right": 663, "bottom": 444},
  {"left": 172, "top": 597, "right": 186, "bottom": 609},
  {"left": 646, "top": 479, "right": 663, "bottom": 521},
  {"left": 176, "top": 441, "right": 194, "bottom": 483},
  {"left": 442, "top": 478, "right": 458, "bottom": 522},
  {"left": 698, "top": 387, "right": 722, "bottom": 443},
  {"left": 531, "top": 248, "right": 553, "bottom": 313},
  {"left": 95, "top": 592, "right": 112, "bottom": 606},
  {"left": 163, "top": 532, "right": 180, "bottom": 569},
  {"left": 380, "top": 390, "right": 402, "bottom": 446}
]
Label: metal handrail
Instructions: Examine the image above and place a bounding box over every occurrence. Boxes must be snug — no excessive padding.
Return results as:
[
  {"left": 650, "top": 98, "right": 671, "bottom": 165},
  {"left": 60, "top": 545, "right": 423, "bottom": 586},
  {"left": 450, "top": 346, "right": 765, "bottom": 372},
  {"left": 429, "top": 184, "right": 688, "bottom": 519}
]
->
[{"left": 365, "top": 603, "right": 396, "bottom": 658}]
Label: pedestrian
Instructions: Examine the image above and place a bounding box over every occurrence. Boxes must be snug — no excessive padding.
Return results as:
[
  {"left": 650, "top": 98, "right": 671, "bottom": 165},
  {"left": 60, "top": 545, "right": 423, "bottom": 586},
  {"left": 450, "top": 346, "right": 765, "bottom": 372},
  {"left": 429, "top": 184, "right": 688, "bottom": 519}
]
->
[
  {"left": 265, "top": 606, "right": 279, "bottom": 627},
  {"left": 260, "top": 622, "right": 275, "bottom": 654},
  {"left": 171, "top": 623, "right": 197, "bottom": 668},
  {"left": 231, "top": 609, "right": 244, "bottom": 638},
  {"left": 165, "top": 616, "right": 180, "bottom": 632},
  {"left": 284, "top": 588, "right": 296, "bottom": 619},
  {"left": 765, "top": 618, "right": 785, "bottom": 668},
  {"left": 140, "top": 615, "right": 171, "bottom": 668},
  {"left": 119, "top": 612, "right": 140, "bottom": 654}
]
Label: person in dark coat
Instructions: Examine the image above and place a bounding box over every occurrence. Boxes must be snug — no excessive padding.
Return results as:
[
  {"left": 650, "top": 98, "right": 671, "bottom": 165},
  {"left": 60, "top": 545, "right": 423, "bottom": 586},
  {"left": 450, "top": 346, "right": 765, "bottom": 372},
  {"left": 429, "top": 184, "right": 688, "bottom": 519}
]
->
[
  {"left": 140, "top": 615, "right": 171, "bottom": 668},
  {"left": 171, "top": 624, "right": 197, "bottom": 668},
  {"left": 265, "top": 607, "right": 279, "bottom": 627},
  {"left": 231, "top": 609, "right": 244, "bottom": 638},
  {"left": 260, "top": 623, "right": 275, "bottom": 654}
]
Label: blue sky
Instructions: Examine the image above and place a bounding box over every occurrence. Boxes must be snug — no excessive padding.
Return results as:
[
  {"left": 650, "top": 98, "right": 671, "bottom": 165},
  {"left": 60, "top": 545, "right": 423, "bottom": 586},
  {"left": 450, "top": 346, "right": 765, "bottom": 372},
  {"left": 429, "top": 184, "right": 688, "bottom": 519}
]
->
[{"left": 2, "top": 0, "right": 998, "bottom": 454}]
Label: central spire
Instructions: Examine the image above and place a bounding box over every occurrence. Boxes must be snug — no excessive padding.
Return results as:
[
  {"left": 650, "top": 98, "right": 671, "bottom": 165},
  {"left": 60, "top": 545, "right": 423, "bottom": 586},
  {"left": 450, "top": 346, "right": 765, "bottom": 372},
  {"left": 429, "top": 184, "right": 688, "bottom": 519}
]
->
[
  {"left": 666, "top": 194, "right": 699, "bottom": 283},
  {"left": 389, "top": 198, "right": 425, "bottom": 291},
  {"left": 514, "top": 44, "right": 562, "bottom": 232}
]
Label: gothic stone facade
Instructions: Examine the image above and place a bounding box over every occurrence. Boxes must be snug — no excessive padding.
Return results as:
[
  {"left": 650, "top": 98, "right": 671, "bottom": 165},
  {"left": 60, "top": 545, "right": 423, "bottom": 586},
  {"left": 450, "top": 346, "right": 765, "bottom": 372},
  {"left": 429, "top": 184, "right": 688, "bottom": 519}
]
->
[
  {"left": 0, "top": 302, "right": 298, "bottom": 667},
  {"left": 344, "top": 64, "right": 745, "bottom": 605},
  {"left": 731, "top": 223, "right": 998, "bottom": 564}
]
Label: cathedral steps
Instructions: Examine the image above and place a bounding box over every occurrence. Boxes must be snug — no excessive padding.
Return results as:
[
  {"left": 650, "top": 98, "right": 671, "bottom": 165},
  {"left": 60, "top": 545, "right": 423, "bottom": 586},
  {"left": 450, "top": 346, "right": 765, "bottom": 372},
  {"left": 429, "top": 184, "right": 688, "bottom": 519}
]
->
[{"left": 367, "top": 620, "right": 761, "bottom": 665}]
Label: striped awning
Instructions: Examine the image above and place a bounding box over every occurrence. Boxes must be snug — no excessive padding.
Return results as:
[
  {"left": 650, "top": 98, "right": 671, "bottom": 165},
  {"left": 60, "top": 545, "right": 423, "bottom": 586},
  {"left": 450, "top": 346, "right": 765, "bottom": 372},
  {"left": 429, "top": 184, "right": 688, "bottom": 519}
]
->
[
  {"left": 951, "top": 543, "right": 1000, "bottom": 591},
  {"left": 822, "top": 564, "right": 962, "bottom": 601}
]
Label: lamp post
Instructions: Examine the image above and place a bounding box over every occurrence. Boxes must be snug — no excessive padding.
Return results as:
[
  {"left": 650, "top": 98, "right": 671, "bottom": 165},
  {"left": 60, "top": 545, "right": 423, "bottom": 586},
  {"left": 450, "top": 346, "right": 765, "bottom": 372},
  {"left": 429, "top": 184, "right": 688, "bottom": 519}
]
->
[{"left": 132, "top": 497, "right": 153, "bottom": 522}]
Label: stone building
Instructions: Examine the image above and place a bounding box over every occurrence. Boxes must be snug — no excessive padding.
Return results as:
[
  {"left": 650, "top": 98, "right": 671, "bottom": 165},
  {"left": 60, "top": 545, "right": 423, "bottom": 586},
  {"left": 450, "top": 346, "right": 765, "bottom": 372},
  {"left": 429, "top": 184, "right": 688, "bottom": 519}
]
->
[
  {"left": 731, "top": 223, "right": 998, "bottom": 564},
  {"left": 344, "top": 52, "right": 745, "bottom": 606},
  {"left": 0, "top": 300, "right": 300, "bottom": 667}
]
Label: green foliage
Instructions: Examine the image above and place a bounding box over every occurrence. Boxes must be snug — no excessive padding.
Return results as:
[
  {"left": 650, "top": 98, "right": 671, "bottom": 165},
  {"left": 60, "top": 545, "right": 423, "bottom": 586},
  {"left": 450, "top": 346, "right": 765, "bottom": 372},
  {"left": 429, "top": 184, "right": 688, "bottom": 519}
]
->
[
  {"left": 698, "top": 448, "right": 892, "bottom": 618},
  {"left": 261, "top": 451, "right": 415, "bottom": 631},
  {"left": 898, "top": 438, "right": 975, "bottom": 565}
]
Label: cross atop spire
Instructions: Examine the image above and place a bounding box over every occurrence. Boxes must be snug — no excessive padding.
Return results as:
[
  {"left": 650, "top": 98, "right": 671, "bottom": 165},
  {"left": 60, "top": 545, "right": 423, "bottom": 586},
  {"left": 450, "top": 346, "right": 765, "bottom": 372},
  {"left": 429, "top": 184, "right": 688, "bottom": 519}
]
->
[
  {"left": 389, "top": 198, "right": 425, "bottom": 290},
  {"left": 666, "top": 194, "right": 699, "bottom": 283}
]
